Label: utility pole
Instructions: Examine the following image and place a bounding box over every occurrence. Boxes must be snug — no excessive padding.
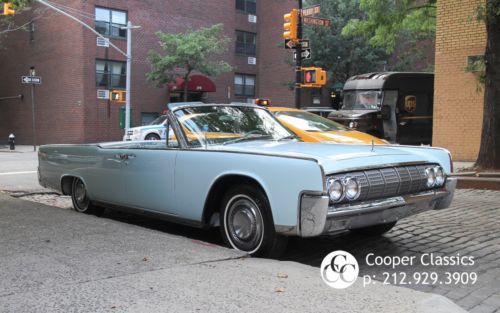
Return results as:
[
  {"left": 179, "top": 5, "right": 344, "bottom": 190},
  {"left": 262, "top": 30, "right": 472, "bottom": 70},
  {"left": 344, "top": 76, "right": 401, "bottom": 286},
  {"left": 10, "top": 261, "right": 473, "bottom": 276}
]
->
[
  {"left": 122, "top": 22, "right": 141, "bottom": 132},
  {"left": 295, "top": 0, "right": 303, "bottom": 109}
]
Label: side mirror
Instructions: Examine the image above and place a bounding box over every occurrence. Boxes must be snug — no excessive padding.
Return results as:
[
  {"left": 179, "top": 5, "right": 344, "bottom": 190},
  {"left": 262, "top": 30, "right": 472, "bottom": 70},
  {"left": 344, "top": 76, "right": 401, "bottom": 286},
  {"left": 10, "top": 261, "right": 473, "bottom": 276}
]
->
[{"left": 381, "top": 105, "right": 391, "bottom": 120}]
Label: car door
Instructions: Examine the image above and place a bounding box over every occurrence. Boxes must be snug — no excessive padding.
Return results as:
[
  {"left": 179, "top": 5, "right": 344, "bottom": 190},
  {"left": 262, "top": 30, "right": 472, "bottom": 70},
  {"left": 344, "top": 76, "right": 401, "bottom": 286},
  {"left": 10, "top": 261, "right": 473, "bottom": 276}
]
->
[
  {"left": 122, "top": 123, "right": 179, "bottom": 214},
  {"left": 83, "top": 148, "right": 128, "bottom": 206}
]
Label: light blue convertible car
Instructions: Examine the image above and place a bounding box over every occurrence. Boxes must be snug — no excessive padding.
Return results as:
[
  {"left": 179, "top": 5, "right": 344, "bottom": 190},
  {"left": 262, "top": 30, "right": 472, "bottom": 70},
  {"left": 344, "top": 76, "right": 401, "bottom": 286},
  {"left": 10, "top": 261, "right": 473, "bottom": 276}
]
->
[{"left": 38, "top": 102, "right": 456, "bottom": 256}]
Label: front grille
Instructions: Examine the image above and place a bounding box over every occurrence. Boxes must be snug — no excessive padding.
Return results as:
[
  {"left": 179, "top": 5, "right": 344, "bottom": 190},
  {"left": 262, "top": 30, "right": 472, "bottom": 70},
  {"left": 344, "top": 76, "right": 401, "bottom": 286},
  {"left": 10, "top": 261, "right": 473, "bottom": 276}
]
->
[{"left": 328, "top": 164, "right": 435, "bottom": 204}]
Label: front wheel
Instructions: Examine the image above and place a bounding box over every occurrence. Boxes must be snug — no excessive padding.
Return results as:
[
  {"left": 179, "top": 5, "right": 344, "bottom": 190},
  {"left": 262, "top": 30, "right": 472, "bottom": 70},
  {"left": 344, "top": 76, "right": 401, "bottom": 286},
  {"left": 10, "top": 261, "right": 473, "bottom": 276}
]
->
[
  {"left": 220, "top": 185, "right": 287, "bottom": 257},
  {"left": 350, "top": 221, "right": 397, "bottom": 236},
  {"left": 145, "top": 134, "right": 160, "bottom": 140},
  {"left": 71, "top": 178, "right": 104, "bottom": 216}
]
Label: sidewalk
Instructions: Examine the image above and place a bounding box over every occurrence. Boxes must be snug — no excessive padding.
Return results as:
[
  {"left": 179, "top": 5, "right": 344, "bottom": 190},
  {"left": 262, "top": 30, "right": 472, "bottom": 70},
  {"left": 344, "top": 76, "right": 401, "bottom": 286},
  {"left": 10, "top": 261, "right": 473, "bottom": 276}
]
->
[
  {"left": 0, "top": 192, "right": 465, "bottom": 313},
  {"left": 0, "top": 144, "right": 38, "bottom": 153}
]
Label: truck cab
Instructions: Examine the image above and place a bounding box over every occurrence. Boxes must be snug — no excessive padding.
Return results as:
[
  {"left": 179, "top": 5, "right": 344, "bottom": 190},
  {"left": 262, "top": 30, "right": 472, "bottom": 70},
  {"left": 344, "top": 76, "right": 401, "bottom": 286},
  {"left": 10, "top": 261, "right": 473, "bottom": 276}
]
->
[{"left": 328, "top": 72, "right": 434, "bottom": 145}]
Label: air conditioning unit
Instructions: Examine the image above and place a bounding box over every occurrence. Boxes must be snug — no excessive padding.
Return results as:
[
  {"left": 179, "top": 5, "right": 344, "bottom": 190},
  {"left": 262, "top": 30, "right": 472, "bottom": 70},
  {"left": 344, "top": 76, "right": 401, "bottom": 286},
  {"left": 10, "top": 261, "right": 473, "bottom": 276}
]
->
[
  {"left": 97, "top": 89, "right": 110, "bottom": 99},
  {"left": 97, "top": 37, "right": 110, "bottom": 47},
  {"left": 248, "top": 57, "right": 256, "bottom": 65},
  {"left": 248, "top": 14, "right": 257, "bottom": 23}
]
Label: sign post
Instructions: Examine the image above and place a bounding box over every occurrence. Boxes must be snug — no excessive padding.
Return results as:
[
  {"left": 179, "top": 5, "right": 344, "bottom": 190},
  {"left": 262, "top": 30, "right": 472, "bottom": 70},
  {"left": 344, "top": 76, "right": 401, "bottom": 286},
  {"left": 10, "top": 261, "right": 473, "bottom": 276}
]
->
[{"left": 21, "top": 69, "right": 41, "bottom": 151}]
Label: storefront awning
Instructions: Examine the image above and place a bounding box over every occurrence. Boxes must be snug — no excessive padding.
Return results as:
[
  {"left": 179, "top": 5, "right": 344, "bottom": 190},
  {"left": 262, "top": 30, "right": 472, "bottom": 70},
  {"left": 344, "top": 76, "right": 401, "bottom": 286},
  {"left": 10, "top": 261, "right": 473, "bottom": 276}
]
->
[{"left": 169, "top": 75, "right": 216, "bottom": 93}]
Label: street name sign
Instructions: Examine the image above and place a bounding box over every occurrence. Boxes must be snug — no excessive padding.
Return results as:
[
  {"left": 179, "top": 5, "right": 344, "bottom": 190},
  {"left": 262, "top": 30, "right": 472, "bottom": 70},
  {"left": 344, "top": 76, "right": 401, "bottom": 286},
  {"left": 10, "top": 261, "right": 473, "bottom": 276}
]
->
[
  {"left": 285, "top": 39, "right": 310, "bottom": 49},
  {"left": 301, "top": 5, "right": 320, "bottom": 17},
  {"left": 21, "top": 76, "right": 42, "bottom": 84},
  {"left": 293, "top": 48, "right": 312, "bottom": 61},
  {"left": 302, "top": 16, "right": 332, "bottom": 27}
]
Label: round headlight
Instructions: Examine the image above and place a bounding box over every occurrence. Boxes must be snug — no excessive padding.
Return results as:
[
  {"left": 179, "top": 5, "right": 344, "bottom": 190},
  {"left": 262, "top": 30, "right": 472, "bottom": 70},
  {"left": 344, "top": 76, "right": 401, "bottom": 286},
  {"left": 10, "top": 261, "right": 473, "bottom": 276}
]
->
[
  {"left": 348, "top": 121, "right": 358, "bottom": 128},
  {"left": 434, "top": 166, "right": 445, "bottom": 186},
  {"left": 425, "top": 167, "right": 436, "bottom": 187},
  {"left": 344, "top": 177, "right": 360, "bottom": 200},
  {"left": 328, "top": 178, "right": 344, "bottom": 202}
]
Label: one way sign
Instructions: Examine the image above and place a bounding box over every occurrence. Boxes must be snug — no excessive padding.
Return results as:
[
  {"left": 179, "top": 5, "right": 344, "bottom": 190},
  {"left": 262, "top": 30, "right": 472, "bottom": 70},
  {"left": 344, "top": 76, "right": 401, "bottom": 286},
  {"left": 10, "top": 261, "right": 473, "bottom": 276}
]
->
[
  {"left": 293, "top": 48, "right": 312, "bottom": 61},
  {"left": 21, "top": 76, "right": 42, "bottom": 84}
]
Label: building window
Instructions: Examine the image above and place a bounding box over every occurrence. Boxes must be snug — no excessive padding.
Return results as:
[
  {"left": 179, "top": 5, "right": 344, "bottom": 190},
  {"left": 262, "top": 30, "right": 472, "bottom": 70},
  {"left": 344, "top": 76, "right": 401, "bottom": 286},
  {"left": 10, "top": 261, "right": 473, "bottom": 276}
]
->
[
  {"left": 236, "top": 0, "right": 256, "bottom": 14},
  {"left": 96, "top": 60, "right": 126, "bottom": 89},
  {"left": 95, "top": 7, "right": 127, "bottom": 38},
  {"left": 234, "top": 74, "right": 255, "bottom": 97},
  {"left": 236, "top": 31, "right": 256, "bottom": 56}
]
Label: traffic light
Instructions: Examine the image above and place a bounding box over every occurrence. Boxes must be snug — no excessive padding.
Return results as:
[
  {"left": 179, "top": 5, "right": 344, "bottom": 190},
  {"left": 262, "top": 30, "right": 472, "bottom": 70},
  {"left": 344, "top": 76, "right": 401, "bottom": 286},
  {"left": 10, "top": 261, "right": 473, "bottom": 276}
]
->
[
  {"left": 283, "top": 9, "right": 299, "bottom": 41},
  {"left": 1, "top": 3, "right": 16, "bottom": 16},
  {"left": 299, "top": 67, "right": 327, "bottom": 87},
  {"left": 110, "top": 90, "right": 126, "bottom": 102}
]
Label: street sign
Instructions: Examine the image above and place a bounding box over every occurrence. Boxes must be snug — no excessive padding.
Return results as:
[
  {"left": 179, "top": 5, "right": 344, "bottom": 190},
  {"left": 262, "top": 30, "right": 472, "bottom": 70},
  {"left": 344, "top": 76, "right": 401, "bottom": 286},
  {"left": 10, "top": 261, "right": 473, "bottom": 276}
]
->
[
  {"left": 21, "top": 76, "right": 42, "bottom": 84},
  {"left": 285, "top": 39, "right": 310, "bottom": 49},
  {"left": 293, "top": 48, "right": 312, "bottom": 61},
  {"left": 302, "top": 16, "right": 332, "bottom": 27},
  {"left": 301, "top": 5, "right": 320, "bottom": 17}
]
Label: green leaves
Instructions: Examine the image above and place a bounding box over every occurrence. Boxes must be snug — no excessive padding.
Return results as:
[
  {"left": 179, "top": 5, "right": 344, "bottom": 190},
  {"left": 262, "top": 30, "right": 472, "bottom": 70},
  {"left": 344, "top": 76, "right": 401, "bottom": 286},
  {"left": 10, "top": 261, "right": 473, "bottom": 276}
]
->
[
  {"left": 342, "top": 0, "right": 436, "bottom": 53},
  {"left": 147, "top": 23, "right": 232, "bottom": 88}
]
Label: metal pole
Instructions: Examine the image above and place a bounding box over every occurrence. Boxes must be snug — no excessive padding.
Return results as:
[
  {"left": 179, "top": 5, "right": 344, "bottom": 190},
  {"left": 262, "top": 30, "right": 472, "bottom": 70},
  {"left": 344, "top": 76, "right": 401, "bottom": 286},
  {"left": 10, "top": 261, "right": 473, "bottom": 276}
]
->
[
  {"left": 31, "top": 84, "right": 36, "bottom": 151},
  {"left": 125, "top": 21, "right": 132, "bottom": 132},
  {"left": 295, "top": 0, "right": 303, "bottom": 109}
]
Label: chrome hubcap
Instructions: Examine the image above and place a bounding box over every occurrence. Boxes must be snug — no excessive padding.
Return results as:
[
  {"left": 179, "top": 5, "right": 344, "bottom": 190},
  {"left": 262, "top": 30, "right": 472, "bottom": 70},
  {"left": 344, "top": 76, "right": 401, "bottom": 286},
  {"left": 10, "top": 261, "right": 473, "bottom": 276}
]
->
[
  {"left": 74, "top": 180, "right": 88, "bottom": 210},
  {"left": 226, "top": 196, "right": 263, "bottom": 251}
]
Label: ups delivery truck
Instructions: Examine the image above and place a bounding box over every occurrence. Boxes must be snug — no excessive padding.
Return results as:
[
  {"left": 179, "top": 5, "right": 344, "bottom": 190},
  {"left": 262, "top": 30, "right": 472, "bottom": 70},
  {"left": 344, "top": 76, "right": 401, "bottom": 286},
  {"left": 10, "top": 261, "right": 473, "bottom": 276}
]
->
[{"left": 329, "top": 72, "right": 434, "bottom": 145}]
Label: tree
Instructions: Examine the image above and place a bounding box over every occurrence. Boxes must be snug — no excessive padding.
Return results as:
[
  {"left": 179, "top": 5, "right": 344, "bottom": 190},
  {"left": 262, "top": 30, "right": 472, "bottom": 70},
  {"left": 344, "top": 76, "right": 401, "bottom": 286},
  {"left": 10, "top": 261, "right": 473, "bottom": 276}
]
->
[
  {"left": 474, "top": 1, "right": 500, "bottom": 169},
  {"left": 147, "top": 23, "right": 232, "bottom": 102},
  {"left": 341, "top": 0, "right": 436, "bottom": 54},
  {"left": 303, "top": 0, "right": 389, "bottom": 84}
]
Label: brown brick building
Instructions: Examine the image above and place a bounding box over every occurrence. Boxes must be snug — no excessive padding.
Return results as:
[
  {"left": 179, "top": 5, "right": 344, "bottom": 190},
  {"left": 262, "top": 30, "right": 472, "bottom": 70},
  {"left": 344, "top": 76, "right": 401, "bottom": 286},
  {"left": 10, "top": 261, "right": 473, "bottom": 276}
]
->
[
  {"left": 434, "top": 0, "right": 486, "bottom": 161},
  {"left": 0, "top": 0, "right": 295, "bottom": 144}
]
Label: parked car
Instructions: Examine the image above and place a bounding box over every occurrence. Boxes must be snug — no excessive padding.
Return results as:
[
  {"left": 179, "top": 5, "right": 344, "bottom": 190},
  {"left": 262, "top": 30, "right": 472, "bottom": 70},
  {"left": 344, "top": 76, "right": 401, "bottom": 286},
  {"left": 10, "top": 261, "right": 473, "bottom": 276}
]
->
[
  {"left": 123, "top": 115, "right": 168, "bottom": 141},
  {"left": 269, "top": 106, "right": 388, "bottom": 144},
  {"left": 38, "top": 102, "right": 456, "bottom": 256}
]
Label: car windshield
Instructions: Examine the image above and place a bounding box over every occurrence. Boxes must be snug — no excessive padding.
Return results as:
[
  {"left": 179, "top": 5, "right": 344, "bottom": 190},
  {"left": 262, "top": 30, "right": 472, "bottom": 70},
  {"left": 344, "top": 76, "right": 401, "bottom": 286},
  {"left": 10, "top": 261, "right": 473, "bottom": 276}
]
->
[
  {"left": 174, "top": 106, "right": 294, "bottom": 146},
  {"left": 342, "top": 90, "right": 382, "bottom": 110},
  {"left": 148, "top": 115, "right": 168, "bottom": 125},
  {"left": 275, "top": 111, "right": 347, "bottom": 132}
]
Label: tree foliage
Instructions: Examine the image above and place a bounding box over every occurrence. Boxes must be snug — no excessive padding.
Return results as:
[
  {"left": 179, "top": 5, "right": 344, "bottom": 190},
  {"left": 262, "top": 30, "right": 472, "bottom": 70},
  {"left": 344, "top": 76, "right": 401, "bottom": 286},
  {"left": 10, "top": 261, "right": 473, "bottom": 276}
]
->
[
  {"left": 341, "top": 0, "right": 436, "bottom": 54},
  {"left": 147, "top": 23, "right": 232, "bottom": 101},
  {"left": 1, "top": 0, "right": 33, "bottom": 44},
  {"left": 303, "top": 0, "right": 389, "bottom": 84}
]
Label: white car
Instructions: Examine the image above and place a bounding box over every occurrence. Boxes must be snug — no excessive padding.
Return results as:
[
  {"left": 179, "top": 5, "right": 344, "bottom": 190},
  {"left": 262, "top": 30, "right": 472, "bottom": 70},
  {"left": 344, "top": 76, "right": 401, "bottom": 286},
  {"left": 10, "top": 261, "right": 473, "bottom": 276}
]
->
[{"left": 123, "top": 115, "right": 167, "bottom": 141}]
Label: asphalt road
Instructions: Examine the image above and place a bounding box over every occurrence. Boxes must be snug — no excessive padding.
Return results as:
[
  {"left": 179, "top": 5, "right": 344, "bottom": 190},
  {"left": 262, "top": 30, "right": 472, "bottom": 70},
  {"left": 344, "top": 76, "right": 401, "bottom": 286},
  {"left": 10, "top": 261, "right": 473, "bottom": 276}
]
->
[{"left": 0, "top": 193, "right": 463, "bottom": 313}]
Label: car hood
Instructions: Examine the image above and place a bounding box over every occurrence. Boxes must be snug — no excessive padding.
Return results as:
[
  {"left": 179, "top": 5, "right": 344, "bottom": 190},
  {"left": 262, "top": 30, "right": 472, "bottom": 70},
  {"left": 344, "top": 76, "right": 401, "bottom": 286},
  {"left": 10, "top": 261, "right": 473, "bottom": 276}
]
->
[
  {"left": 212, "top": 141, "right": 450, "bottom": 174},
  {"left": 306, "top": 130, "right": 387, "bottom": 144}
]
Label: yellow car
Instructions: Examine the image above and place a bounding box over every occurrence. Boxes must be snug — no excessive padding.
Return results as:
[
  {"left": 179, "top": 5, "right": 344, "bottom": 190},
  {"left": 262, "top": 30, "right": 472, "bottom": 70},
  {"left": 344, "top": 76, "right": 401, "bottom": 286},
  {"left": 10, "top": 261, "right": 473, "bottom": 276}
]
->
[{"left": 268, "top": 107, "right": 388, "bottom": 144}]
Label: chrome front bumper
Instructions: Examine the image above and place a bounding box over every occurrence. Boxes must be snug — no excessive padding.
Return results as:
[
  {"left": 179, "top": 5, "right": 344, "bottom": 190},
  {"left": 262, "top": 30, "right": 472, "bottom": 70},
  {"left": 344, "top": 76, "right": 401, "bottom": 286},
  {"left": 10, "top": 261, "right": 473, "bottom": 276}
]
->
[{"left": 298, "top": 178, "right": 457, "bottom": 237}]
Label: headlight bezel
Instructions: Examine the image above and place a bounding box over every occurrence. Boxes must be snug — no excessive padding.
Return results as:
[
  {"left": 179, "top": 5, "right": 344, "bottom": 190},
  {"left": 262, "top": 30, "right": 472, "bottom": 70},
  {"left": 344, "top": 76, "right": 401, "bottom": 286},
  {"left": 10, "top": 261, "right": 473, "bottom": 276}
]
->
[
  {"left": 344, "top": 177, "right": 361, "bottom": 200},
  {"left": 327, "top": 178, "right": 344, "bottom": 203}
]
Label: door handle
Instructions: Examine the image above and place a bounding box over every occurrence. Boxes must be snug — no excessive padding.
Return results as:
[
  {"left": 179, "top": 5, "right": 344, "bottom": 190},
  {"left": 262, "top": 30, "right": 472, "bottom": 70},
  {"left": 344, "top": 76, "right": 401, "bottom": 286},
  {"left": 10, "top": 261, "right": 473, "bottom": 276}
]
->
[{"left": 114, "top": 153, "right": 136, "bottom": 160}]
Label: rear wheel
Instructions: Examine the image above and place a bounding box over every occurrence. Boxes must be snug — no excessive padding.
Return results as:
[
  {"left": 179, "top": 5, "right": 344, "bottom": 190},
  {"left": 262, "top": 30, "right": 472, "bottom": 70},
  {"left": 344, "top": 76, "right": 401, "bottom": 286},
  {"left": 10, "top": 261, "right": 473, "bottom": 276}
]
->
[
  {"left": 220, "top": 185, "right": 287, "bottom": 257},
  {"left": 351, "top": 221, "right": 397, "bottom": 236},
  {"left": 145, "top": 134, "right": 160, "bottom": 140},
  {"left": 71, "top": 178, "right": 104, "bottom": 216}
]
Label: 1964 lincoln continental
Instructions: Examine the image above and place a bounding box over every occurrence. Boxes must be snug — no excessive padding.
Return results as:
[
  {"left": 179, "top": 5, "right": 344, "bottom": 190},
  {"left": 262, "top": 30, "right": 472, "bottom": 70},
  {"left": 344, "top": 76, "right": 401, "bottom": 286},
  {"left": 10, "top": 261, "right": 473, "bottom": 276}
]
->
[{"left": 38, "top": 102, "right": 456, "bottom": 256}]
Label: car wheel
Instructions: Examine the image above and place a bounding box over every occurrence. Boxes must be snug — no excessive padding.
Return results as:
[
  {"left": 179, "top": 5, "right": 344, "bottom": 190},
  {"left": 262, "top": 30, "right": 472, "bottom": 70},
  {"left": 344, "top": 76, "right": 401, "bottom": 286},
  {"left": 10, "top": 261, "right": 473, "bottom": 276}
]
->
[
  {"left": 220, "top": 185, "right": 287, "bottom": 257},
  {"left": 71, "top": 178, "right": 104, "bottom": 216},
  {"left": 350, "top": 221, "right": 397, "bottom": 236},
  {"left": 145, "top": 134, "right": 160, "bottom": 140}
]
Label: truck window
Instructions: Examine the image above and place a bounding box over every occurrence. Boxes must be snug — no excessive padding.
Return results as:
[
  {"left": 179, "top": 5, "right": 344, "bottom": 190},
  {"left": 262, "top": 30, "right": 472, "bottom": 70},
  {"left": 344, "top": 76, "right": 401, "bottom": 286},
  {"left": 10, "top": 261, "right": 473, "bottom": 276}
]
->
[{"left": 342, "top": 90, "right": 382, "bottom": 110}]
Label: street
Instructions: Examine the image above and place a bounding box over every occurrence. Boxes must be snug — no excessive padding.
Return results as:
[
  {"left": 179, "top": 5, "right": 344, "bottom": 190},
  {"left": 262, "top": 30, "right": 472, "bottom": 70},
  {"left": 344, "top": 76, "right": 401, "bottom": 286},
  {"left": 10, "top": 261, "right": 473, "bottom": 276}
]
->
[{"left": 1, "top": 147, "right": 499, "bottom": 312}]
